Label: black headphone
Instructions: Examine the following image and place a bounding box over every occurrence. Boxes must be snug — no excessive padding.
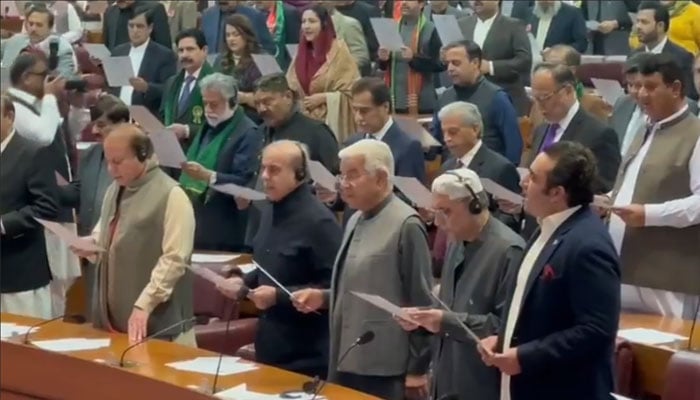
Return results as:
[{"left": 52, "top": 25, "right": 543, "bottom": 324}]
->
[
  {"left": 445, "top": 171, "right": 483, "bottom": 215},
  {"left": 293, "top": 142, "right": 308, "bottom": 182},
  {"left": 131, "top": 133, "right": 154, "bottom": 162}
]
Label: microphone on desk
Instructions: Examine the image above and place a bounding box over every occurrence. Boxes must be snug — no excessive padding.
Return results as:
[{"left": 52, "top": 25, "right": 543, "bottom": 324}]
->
[
  {"left": 310, "top": 330, "right": 375, "bottom": 400},
  {"left": 118, "top": 317, "right": 197, "bottom": 368},
  {"left": 209, "top": 300, "right": 238, "bottom": 395},
  {"left": 23, "top": 314, "right": 83, "bottom": 344}
]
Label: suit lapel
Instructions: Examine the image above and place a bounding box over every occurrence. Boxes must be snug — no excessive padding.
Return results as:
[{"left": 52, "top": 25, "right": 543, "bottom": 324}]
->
[
  {"left": 559, "top": 109, "right": 584, "bottom": 142},
  {"left": 531, "top": 125, "right": 547, "bottom": 156},
  {"left": 467, "top": 145, "right": 487, "bottom": 173},
  {"left": 481, "top": 15, "right": 503, "bottom": 53},
  {"left": 459, "top": 16, "right": 477, "bottom": 39},
  {"left": 530, "top": 16, "right": 540, "bottom": 37},
  {"left": 137, "top": 42, "right": 153, "bottom": 77},
  {"left": 442, "top": 241, "right": 465, "bottom": 307}
]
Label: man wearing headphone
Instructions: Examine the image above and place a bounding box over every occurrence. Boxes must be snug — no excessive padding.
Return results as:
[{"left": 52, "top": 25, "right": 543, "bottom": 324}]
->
[
  {"left": 395, "top": 168, "right": 525, "bottom": 400},
  {"left": 217, "top": 140, "right": 342, "bottom": 379},
  {"left": 72, "top": 124, "right": 197, "bottom": 346}
]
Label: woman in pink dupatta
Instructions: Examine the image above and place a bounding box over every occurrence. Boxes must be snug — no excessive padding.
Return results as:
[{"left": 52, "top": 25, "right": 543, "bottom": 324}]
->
[{"left": 286, "top": 4, "right": 359, "bottom": 143}]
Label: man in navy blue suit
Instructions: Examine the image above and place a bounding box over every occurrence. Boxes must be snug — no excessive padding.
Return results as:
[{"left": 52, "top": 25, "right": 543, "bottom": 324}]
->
[{"left": 479, "top": 141, "right": 621, "bottom": 400}]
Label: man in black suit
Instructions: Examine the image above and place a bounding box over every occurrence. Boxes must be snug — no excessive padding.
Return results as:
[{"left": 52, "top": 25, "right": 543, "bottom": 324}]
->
[
  {"left": 631, "top": 1, "right": 698, "bottom": 100},
  {"left": 528, "top": 0, "right": 588, "bottom": 53},
  {"left": 458, "top": 0, "right": 532, "bottom": 116},
  {"left": 480, "top": 141, "right": 621, "bottom": 400},
  {"left": 0, "top": 93, "right": 58, "bottom": 319},
  {"left": 103, "top": 0, "right": 172, "bottom": 51},
  {"left": 108, "top": 6, "right": 177, "bottom": 116}
]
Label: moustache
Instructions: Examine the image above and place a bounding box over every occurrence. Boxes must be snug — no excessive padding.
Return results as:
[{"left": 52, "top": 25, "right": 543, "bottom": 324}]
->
[{"left": 180, "top": 57, "right": 193, "bottom": 63}]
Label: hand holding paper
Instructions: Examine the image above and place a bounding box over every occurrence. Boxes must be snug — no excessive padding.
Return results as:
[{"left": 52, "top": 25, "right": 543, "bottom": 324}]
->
[
  {"left": 370, "top": 18, "right": 404, "bottom": 51},
  {"left": 148, "top": 130, "right": 187, "bottom": 169},
  {"left": 35, "top": 218, "right": 104, "bottom": 253},
  {"left": 308, "top": 160, "right": 337, "bottom": 192},
  {"left": 392, "top": 176, "right": 432, "bottom": 209},
  {"left": 102, "top": 56, "right": 135, "bottom": 87},
  {"left": 351, "top": 291, "right": 416, "bottom": 322}
]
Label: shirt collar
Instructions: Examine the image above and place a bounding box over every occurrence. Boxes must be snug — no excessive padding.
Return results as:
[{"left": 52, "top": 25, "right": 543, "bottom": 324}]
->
[
  {"left": 187, "top": 65, "right": 203, "bottom": 80},
  {"left": 0, "top": 129, "right": 16, "bottom": 154},
  {"left": 7, "top": 87, "right": 38, "bottom": 105},
  {"left": 554, "top": 101, "right": 579, "bottom": 131},
  {"left": 371, "top": 117, "right": 394, "bottom": 141},
  {"left": 477, "top": 13, "right": 498, "bottom": 25},
  {"left": 459, "top": 140, "right": 483, "bottom": 167},
  {"left": 540, "top": 205, "right": 581, "bottom": 237},
  {"left": 648, "top": 103, "right": 689, "bottom": 130},
  {"left": 132, "top": 39, "right": 150, "bottom": 51},
  {"left": 646, "top": 36, "right": 668, "bottom": 54}
]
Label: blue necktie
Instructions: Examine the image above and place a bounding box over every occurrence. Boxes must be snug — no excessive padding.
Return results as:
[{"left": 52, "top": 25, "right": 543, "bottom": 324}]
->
[{"left": 177, "top": 75, "right": 196, "bottom": 114}]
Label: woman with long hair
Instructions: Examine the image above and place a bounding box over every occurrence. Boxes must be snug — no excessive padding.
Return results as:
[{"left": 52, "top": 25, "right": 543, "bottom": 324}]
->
[
  {"left": 287, "top": 5, "right": 359, "bottom": 143},
  {"left": 214, "top": 14, "right": 264, "bottom": 122}
]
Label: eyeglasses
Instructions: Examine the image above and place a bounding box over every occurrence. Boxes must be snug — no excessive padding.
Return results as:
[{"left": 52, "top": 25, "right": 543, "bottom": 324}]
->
[
  {"left": 29, "top": 70, "right": 49, "bottom": 78},
  {"left": 532, "top": 85, "right": 567, "bottom": 103}
]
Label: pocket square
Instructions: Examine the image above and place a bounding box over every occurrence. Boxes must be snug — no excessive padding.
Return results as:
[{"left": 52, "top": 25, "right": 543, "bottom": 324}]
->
[{"left": 541, "top": 264, "right": 556, "bottom": 281}]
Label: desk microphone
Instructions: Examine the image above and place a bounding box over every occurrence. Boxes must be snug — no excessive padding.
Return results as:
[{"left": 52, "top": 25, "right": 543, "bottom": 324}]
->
[
  {"left": 23, "top": 314, "right": 82, "bottom": 344},
  {"left": 310, "top": 330, "right": 375, "bottom": 400},
  {"left": 118, "top": 317, "right": 196, "bottom": 367},
  {"left": 210, "top": 303, "right": 236, "bottom": 395}
]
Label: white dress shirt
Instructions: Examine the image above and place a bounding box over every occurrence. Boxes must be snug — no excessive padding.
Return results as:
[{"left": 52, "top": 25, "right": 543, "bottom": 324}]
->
[
  {"left": 459, "top": 140, "right": 483, "bottom": 167},
  {"left": 120, "top": 39, "right": 150, "bottom": 105},
  {"left": 500, "top": 205, "right": 582, "bottom": 400},
  {"left": 621, "top": 105, "right": 646, "bottom": 156},
  {"left": 0, "top": 129, "right": 15, "bottom": 154},
  {"left": 367, "top": 117, "right": 394, "bottom": 141},
  {"left": 549, "top": 101, "right": 580, "bottom": 143},
  {"left": 7, "top": 88, "right": 62, "bottom": 147},
  {"left": 535, "top": 15, "right": 553, "bottom": 51},
  {"left": 646, "top": 35, "right": 668, "bottom": 54},
  {"left": 611, "top": 105, "right": 700, "bottom": 317},
  {"left": 473, "top": 14, "right": 498, "bottom": 76}
]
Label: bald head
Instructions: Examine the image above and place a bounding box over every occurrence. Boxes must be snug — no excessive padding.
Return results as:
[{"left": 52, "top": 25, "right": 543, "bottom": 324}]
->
[
  {"left": 261, "top": 140, "right": 309, "bottom": 202},
  {"left": 544, "top": 45, "right": 581, "bottom": 68},
  {"left": 103, "top": 124, "right": 152, "bottom": 187}
]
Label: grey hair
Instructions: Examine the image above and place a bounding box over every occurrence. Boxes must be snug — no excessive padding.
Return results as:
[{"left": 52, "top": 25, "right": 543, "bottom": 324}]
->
[
  {"left": 438, "top": 101, "right": 483, "bottom": 136},
  {"left": 338, "top": 139, "right": 394, "bottom": 183},
  {"left": 199, "top": 72, "right": 239, "bottom": 104},
  {"left": 264, "top": 139, "right": 310, "bottom": 177}
]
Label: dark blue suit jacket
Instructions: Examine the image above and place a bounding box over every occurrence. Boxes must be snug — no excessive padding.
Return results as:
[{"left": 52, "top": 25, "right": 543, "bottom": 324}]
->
[
  {"left": 498, "top": 206, "right": 620, "bottom": 400},
  {"left": 345, "top": 120, "right": 426, "bottom": 183},
  {"left": 201, "top": 5, "right": 276, "bottom": 56},
  {"left": 528, "top": 3, "right": 588, "bottom": 53}
]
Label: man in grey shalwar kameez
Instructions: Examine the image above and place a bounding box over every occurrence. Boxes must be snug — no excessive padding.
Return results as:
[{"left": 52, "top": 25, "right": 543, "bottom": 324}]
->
[
  {"left": 292, "top": 139, "right": 433, "bottom": 400},
  {"left": 398, "top": 168, "right": 525, "bottom": 400}
]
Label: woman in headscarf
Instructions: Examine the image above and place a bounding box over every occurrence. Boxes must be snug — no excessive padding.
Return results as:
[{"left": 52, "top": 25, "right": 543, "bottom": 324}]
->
[
  {"left": 287, "top": 4, "right": 359, "bottom": 143},
  {"left": 215, "top": 14, "right": 264, "bottom": 123}
]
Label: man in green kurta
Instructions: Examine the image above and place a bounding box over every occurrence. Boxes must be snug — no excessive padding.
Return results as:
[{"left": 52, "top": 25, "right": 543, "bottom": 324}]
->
[{"left": 160, "top": 28, "right": 213, "bottom": 152}]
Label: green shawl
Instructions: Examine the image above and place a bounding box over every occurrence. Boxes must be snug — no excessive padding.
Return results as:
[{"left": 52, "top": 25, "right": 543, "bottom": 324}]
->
[
  {"left": 179, "top": 107, "right": 245, "bottom": 196},
  {"left": 163, "top": 62, "right": 215, "bottom": 125},
  {"left": 271, "top": 1, "right": 286, "bottom": 66}
]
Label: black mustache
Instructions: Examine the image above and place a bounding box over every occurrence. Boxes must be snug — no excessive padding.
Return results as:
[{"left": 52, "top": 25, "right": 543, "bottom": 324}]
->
[{"left": 180, "top": 58, "right": 193, "bottom": 63}]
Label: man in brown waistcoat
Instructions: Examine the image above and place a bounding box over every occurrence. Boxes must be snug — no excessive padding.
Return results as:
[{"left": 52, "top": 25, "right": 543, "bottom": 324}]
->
[
  {"left": 72, "top": 124, "right": 196, "bottom": 345},
  {"left": 609, "top": 53, "right": 700, "bottom": 319}
]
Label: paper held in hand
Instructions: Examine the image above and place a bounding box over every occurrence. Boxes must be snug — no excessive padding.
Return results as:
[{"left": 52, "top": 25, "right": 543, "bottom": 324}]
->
[
  {"left": 102, "top": 56, "right": 135, "bottom": 87},
  {"left": 429, "top": 291, "right": 489, "bottom": 354},
  {"left": 392, "top": 176, "right": 432, "bottom": 209},
  {"left": 211, "top": 183, "right": 266, "bottom": 201},
  {"left": 129, "top": 105, "right": 165, "bottom": 133},
  {"left": 432, "top": 14, "right": 464, "bottom": 45},
  {"left": 148, "top": 129, "right": 187, "bottom": 169},
  {"left": 350, "top": 291, "right": 415, "bottom": 322},
  {"left": 35, "top": 218, "right": 104, "bottom": 252},
  {"left": 592, "top": 195, "right": 612, "bottom": 209},
  {"left": 308, "top": 160, "right": 337, "bottom": 192},
  {"left": 370, "top": 18, "right": 405, "bottom": 52},
  {"left": 481, "top": 178, "right": 524, "bottom": 205}
]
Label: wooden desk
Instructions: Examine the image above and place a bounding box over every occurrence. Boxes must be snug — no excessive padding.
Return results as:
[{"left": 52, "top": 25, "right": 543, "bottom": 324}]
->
[
  {"left": 619, "top": 313, "right": 700, "bottom": 396},
  {"left": 1, "top": 313, "right": 378, "bottom": 399}
]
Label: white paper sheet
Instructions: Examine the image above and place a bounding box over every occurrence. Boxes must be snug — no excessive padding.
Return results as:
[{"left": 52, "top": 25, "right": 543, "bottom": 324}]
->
[
  {"left": 308, "top": 160, "right": 337, "bottom": 192},
  {"left": 591, "top": 78, "right": 625, "bottom": 106},
  {"left": 516, "top": 167, "right": 529, "bottom": 180},
  {"left": 251, "top": 54, "right": 282, "bottom": 75},
  {"left": 430, "top": 291, "right": 485, "bottom": 348},
  {"left": 148, "top": 129, "right": 187, "bottom": 169},
  {"left": 392, "top": 176, "right": 432, "bottom": 209},
  {"left": 130, "top": 105, "right": 165, "bottom": 133},
  {"left": 102, "top": 56, "right": 135, "bottom": 87},
  {"left": 82, "top": 43, "right": 111, "bottom": 62},
  {"left": 0, "top": 1, "right": 20, "bottom": 16},
  {"left": 585, "top": 20, "right": 600, "bottom": 30},
  {"left": 216, "top": 383, "right": 326, "bottom": 400},
  {"left": 253, "top": 261, "right": 293, "bottom": 298},
  {"left": 235, "top": 263, "right": 258, "bottom": 274},
  {"left": 33, "top": 338, "right": 111, "bottom": 352},
  {"left": 612, "top": 394, "right": 633, "bottom": 400},
  {"left": 77, "top": 142, "right": 96, "bottom": 151},
  {"left": 0, "top": 322, "right": 33, "bottom": 340},
  {"left": 192, "top": 253, "right": 241, "bottom": 264},
  {"left": 481, "top": 178, "right": 524, "bottom": 204},
  {"left": 351, "top": 291, "right": 412, "bottom": 320},
  {"left": 35, "top": 218, "right": 104, "bottom": 252},
  {"left": 211, "top": 183, "right": 266, "bottom": 201},
  {"left": 55, "top": 171, "right": 69, "bottom": 186},
  {"left": 617, "top": 328, "right": 688, "bottom": 345},
  {"left": 432, "top": 14, "right": 464, "bottom": 45},
  {"left": 370, "top": 18, "right": 405, "bottom": 51},
  {"left": 166, "top": 356, "right": 258, "bottom": 376},
  {"left": 286, "top": 44, "right": 298, "bottom": 60}
]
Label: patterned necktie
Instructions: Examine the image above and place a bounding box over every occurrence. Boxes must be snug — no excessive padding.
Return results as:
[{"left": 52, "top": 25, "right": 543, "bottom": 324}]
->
[
  {"left": 177, "top": 75, "right": 196, "bottom": 113},
  {"left": 539, "top": 123, "right": 560, "bottom": 152}
]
